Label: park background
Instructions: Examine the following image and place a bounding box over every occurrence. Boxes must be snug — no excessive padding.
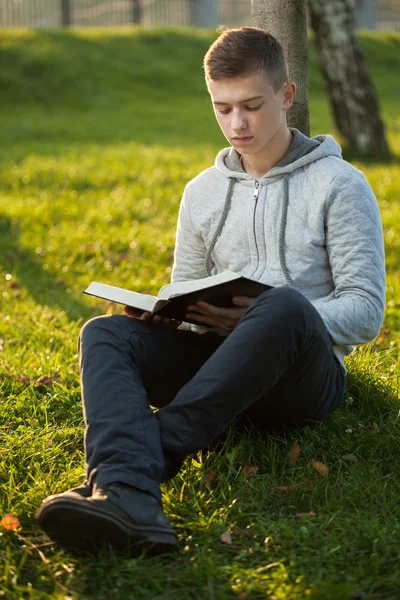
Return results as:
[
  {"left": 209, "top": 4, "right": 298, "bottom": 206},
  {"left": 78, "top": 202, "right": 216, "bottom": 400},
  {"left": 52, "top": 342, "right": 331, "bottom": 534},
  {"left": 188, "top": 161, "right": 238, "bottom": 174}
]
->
[{"left": 0, "top": 0, "right": 399, "bottom": 598}]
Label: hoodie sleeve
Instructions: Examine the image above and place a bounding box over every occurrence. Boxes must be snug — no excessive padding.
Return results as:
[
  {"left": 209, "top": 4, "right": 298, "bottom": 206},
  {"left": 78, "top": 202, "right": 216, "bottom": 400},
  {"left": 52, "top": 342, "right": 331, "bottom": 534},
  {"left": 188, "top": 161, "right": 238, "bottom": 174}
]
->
[
  {"left": 171, "top": 185, "right": 208, "bottom": 283},
  {"left": 310, "top": 170, "right": 386, "bottom": 346}
]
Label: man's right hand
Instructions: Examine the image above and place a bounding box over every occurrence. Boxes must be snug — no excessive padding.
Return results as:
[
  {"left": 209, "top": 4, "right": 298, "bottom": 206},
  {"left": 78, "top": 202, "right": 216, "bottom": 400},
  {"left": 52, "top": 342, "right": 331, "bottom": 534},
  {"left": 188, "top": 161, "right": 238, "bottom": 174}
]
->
[{"left": 124, "top": 306, "right": 182, "bottom": 330}]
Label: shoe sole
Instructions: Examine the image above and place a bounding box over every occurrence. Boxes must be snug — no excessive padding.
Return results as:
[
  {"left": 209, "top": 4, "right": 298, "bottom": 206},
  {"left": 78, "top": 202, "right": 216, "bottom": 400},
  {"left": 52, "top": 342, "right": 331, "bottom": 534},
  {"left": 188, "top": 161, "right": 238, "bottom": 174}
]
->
[{"left": 36, "top": 498, "right": 177, "bottom": 557}]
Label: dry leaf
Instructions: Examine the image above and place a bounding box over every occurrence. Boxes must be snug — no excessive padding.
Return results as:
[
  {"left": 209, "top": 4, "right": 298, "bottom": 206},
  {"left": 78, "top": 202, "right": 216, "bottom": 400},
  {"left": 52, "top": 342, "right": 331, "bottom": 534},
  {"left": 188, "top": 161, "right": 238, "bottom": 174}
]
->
[
  {"left": 204, "top": 468, "right": 216, "bottom": 484},
  {"left": 288, "top": 440, "right": 301, "bottom": 465},
  {"left": 310, "top": 460, "right": 328, "bottom": 477},
  {"left": 243, "top": 464, "right": 259, "bottom": 478},
  {"left": 220, "top": 530, "right": 232, "bottom": 545},
  {"left": 297, "top": 511, "right": 317, "bottom": 518},
  {"left": 15, "top": 374, "right": 31, "bottom": 384},
  {"left": 1, "top": 513, "right": 20, "bottom": 531},
  {"left": 34, "top": 373, "right": 62, "bottom": 390}
]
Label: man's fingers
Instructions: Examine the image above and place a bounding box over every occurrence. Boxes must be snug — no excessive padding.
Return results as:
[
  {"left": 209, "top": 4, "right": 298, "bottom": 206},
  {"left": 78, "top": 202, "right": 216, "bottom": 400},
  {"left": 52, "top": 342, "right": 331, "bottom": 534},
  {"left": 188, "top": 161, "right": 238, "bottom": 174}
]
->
[
  {"left": 124, "top": 306, "right": 144, "bottom": 318},
  {"left": 188, "top": 302, "right": 247, "bottom": 319},
  {"left": 232, "top": 296, "right": 256, "bottom": 307},
  {"left": 185, "top": 312, "right": 235, "bottom": 330},
  {"left": 140, "top": 312, "right": 153, "bottom": 321},
  {"left": 124, "top": 307, "right": 181, "bottom": 328}
]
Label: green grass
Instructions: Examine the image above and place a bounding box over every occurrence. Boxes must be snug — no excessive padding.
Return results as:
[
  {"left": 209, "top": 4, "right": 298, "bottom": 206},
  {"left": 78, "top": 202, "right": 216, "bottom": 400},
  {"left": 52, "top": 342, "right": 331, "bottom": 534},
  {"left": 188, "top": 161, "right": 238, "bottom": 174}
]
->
[{"left": 0, "top": 27, "right": 399, "bottom": 600}]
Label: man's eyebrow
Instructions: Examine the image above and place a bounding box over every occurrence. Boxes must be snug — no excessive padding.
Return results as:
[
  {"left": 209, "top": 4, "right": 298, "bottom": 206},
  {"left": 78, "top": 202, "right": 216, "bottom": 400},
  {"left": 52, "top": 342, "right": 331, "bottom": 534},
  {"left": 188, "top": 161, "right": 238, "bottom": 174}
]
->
[{"left": 213, "top": 95, "right": 264, "bottom": 105}]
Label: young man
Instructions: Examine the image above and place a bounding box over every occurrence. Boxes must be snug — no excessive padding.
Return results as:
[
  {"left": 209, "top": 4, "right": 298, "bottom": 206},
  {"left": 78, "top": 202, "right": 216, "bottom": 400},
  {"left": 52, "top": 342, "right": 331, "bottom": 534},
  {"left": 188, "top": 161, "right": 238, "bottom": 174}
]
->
[{"left": 37, "top": 27, "right": 386, "bottom": 557}]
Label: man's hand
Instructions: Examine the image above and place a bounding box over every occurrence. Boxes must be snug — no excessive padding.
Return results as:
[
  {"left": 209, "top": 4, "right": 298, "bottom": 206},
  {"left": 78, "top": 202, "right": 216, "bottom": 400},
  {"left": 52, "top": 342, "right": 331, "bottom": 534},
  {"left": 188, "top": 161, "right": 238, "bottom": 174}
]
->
[
  {"left": 185, "top": 296, "right": 255, "bottom": 331},
  {"left": 124, "top": 306, "right": 182, "bottom": 330}
]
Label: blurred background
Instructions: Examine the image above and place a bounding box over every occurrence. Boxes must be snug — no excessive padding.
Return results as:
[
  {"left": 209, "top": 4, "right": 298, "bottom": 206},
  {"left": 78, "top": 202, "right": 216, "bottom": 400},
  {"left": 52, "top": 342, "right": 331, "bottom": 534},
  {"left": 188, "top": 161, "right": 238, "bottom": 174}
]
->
[{"left": 1, "top": 0, "right": 399, "bottom": 30}]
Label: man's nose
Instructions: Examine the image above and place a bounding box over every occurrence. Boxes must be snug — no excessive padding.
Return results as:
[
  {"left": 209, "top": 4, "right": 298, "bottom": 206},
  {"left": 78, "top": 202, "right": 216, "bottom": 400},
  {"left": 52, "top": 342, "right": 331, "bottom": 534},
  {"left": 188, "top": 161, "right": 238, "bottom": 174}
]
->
[{"left": 231, "top": 109, "right": 247, "bottom": 132}]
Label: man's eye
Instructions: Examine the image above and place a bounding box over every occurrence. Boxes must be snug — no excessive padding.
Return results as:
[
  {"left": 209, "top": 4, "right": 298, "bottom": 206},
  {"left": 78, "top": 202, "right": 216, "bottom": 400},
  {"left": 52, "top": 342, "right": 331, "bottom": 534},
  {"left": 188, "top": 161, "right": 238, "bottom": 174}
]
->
[
  {"left": 246, "top": 105, "right": 262, "bottom": 111},
  {"left": 218, "top": 108, "right": 231, "bottom": 114}
]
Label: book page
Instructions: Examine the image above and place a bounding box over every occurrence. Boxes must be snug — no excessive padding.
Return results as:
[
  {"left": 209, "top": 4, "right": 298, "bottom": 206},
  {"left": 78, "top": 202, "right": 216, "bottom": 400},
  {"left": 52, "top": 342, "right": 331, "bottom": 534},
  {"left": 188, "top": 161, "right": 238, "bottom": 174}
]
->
[
  {"left": 84, "top": 282, "right": 158, "bottom": 313},
  {"left": 158, "top": 270, "right": 241, "bottom": 300}
]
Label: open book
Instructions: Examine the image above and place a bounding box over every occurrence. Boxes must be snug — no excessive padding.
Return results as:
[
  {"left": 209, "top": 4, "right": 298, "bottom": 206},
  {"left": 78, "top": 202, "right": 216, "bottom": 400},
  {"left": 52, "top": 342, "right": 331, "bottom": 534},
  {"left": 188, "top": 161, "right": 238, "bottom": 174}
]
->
[{"left": 83, "top": 271, "right": 272, "bottom": 325}]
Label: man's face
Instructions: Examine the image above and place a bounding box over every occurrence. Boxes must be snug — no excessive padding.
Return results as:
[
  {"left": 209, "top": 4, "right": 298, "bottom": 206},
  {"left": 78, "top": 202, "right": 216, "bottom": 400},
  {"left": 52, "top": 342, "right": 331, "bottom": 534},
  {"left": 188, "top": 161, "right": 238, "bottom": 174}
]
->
[{"left": 207, "top": 72, "right": 294, "bottom": 155}]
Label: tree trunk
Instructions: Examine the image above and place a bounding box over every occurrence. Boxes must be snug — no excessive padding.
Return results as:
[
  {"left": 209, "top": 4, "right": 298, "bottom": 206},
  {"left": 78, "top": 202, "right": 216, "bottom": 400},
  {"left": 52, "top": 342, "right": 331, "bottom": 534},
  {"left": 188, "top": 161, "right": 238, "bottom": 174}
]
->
[
  {"left": 131, "top": 0, "right": 142, "bottom": 24},
  {"left": 308, "top": 0, "right": 390, "bottom": 158},
  {"left": 251, "top": 0, "right": 309, "bottom": 136},
  {"left": 61, "top": 0, "right": 70, "bottom": 27}
]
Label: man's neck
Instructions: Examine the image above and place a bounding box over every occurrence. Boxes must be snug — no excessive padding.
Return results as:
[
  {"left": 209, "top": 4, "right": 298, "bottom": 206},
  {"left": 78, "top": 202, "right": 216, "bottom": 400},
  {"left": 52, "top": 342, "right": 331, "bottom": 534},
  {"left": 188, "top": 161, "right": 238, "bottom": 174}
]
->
[{"left": 241, "top": 127, "right": 293, "bottom": 180}]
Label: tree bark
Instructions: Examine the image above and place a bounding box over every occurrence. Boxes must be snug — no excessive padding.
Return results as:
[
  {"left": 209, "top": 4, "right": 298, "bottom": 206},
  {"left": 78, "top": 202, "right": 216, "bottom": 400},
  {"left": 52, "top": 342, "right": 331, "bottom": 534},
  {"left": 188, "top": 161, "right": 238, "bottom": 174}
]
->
[
  {"left": 61, "top": 0, "right": 70, "bottom": 27},
  {"left": 308, "top": 0, "right": 390, "bottom": 158},
  {"left": 131, "top": 0, "right": 142, "bottom": 25},
  {"left": 251, "top": 0, "right": 309, "bottom": 136}
]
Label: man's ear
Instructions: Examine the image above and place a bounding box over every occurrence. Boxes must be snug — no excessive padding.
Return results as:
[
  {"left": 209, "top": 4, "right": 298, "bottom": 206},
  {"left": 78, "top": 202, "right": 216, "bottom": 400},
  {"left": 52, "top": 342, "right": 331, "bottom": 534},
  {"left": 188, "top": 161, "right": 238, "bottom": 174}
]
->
[{"left": 282, "top": 82, "right": 296, "bottom": 111}]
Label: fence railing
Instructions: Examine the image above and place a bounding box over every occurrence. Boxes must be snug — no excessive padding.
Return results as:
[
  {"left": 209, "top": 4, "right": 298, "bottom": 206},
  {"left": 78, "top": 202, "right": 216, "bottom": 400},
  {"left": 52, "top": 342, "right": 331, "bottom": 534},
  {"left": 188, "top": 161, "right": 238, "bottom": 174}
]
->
[{"left": 0, "top": 0, "right": 399, "bottom": 30}]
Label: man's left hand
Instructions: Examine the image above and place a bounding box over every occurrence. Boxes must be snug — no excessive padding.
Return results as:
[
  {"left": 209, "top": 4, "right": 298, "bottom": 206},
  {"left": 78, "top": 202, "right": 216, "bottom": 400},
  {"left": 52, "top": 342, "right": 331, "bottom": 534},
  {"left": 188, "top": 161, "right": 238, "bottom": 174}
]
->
[{"left": 185, "top": 296, "right": 255, "bottom": 331}]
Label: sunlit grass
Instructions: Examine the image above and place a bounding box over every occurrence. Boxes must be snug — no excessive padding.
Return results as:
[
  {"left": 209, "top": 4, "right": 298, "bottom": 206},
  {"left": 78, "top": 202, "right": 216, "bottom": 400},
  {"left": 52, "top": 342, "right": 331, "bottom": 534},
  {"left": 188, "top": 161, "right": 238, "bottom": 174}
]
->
[{"left": 0, "top": 28, "right": 399, "bottom": 599}]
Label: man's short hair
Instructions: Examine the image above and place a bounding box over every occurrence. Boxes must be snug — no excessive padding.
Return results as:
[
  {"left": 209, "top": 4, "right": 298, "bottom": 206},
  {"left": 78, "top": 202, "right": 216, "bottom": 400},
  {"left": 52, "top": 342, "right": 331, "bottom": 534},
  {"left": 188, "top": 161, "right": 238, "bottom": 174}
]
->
[{"left": 204, "top": 26, "right": 288, "bottom": 92}]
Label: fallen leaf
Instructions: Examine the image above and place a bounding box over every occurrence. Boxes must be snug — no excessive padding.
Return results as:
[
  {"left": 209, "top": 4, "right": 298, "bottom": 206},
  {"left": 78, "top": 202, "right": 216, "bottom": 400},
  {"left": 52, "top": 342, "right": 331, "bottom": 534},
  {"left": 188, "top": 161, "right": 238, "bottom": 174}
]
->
[
  {"left": 310, "top": 460, "right": 328, "bottom": 477},
  {"left": 297, "top": 511, "right": 317, "bottom": 518},
  {"left": 288, "top": 440, "right": 301, "bottom": 465},
  {"left": 204, "top": 468, "right": 216, "bottom": 484},
  {"left": 1, "top": 513, "right": 20, "bottom": 531},
  {"left": 342, "top": 454, "right": 358, "bottom": 463},
  {"left": 243, "top": 464, "right": 259, "bottom": 478},
  {"left": 220, "top": 530, "right": 232, "bottom": 545},
  {"left": 34, "top": 373, "right": 62, "bottom": 389},
  {"left": 15, "top": 374, "right": 31, "bottom": 384}
]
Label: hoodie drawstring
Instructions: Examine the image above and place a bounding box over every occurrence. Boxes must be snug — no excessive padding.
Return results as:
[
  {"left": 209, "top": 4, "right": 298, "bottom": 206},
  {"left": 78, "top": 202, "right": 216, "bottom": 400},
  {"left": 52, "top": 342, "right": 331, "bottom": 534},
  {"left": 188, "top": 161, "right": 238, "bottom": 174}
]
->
[
  {"left": 279, "top": 174, "right": 293, "bottom": 286},
  {"left": 205, "top": 177, "right": 235, "bottom": 277},
  {"left": 205, "top": 174, "right": 293, "bottom": 287}
]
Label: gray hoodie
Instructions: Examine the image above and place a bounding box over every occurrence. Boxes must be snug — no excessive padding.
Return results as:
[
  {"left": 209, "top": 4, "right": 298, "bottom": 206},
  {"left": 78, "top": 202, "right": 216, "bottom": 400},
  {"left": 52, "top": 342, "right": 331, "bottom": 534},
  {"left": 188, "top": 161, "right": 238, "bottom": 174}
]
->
[{"left": 171, "top": 129, "right": 386, "bottom": 369}]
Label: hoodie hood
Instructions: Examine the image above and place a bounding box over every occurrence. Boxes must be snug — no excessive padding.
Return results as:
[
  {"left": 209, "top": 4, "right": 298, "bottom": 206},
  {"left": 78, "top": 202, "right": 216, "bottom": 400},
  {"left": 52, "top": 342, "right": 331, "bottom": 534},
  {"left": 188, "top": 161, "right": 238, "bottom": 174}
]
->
[{"left": 215, "top": 129, "right": 343, "bottom": 183}]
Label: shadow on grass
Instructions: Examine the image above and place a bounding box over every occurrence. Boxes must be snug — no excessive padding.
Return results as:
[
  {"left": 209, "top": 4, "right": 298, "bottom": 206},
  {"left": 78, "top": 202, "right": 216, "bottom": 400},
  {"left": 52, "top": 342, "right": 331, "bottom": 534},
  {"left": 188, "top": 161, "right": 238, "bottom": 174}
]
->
[{"left": 0, "top": 215, "right": 96, "bottom": 322}]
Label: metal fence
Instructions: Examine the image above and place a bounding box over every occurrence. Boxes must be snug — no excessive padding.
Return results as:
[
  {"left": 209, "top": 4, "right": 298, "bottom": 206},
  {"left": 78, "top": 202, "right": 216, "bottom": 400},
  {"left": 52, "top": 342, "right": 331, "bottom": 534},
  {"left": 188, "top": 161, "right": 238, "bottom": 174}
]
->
[
  {"left": 378, "top": 0, "right": 400, "bottom": 28},
  {"left": 0, "top": 0, "right": 399, "bottom": 30}
]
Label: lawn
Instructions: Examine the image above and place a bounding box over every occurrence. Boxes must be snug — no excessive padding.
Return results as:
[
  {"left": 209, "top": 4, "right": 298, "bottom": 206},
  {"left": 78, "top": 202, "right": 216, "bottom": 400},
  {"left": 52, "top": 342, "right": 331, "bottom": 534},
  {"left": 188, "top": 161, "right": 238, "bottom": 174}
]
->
[{"left": 0, "top": 27, "right": 399, "bottom": 600}]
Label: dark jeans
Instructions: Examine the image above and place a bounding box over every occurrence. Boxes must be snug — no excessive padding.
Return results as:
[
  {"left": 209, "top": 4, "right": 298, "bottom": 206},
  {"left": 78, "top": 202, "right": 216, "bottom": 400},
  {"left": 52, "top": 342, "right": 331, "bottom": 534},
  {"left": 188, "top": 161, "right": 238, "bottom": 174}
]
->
[{"left": 79, "top": 288, "right": 346, "bottom": 502}]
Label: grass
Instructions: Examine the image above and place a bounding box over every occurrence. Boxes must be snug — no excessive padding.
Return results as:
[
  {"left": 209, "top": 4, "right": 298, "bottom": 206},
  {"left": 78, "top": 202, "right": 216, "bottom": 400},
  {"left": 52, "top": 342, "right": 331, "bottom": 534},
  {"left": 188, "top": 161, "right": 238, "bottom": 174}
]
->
[{"left": 0, "top": 27, "right": 399, "bottom": 600}]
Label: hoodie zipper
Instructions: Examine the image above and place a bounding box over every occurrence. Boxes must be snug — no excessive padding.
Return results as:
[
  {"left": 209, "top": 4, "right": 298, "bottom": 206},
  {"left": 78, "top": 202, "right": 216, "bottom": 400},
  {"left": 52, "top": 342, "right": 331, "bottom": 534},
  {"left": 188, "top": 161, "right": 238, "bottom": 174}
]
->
[{"left": 253, "top": 181, "right": 260, "bottom": 274}]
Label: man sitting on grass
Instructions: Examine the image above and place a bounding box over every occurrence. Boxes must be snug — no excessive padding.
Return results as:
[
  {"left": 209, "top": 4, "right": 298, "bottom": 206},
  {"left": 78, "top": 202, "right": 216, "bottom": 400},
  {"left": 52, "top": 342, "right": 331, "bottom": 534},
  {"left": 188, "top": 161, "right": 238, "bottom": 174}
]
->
[{"left": 37, "top": 27, "right": 386, "bottom": 557}]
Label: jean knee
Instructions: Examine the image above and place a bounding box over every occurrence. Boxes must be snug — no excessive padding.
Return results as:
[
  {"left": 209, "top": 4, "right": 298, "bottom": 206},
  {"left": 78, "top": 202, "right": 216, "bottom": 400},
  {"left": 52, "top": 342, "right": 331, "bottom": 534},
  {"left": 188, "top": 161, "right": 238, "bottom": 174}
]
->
[
  {"left": 78, "top": 314, "right": 131, "bottom": 348},
  {"left": 254, "top": 286, "right": 308, "bottom": 313}
]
